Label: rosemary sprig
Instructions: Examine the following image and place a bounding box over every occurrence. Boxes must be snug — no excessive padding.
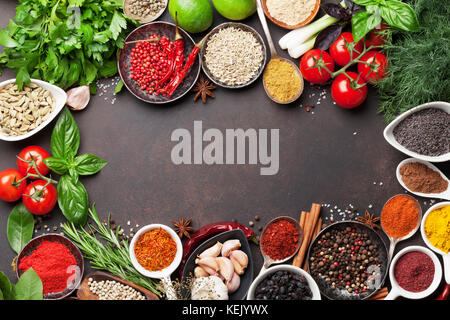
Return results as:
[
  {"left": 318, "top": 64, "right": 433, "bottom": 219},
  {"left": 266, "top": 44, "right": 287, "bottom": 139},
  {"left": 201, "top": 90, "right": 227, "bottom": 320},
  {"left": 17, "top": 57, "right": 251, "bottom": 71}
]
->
[{"left": 61, "top": 206, "right": 162, "bottom": 297}]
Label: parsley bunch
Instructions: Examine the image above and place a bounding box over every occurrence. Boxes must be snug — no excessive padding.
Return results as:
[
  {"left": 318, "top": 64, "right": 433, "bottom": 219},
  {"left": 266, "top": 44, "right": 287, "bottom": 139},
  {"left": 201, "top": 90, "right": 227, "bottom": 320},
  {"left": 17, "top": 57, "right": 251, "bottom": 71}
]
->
[{"left": 0, "top": 0, "right": 133, "bottom": 91}]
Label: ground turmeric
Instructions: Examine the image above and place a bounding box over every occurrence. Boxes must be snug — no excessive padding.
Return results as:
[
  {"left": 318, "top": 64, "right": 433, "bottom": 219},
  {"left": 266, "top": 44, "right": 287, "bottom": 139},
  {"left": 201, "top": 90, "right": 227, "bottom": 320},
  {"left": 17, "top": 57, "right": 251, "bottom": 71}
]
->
[
  {"left": 263, "top": 58, "right": 302, "bottom": 103},
  {"left": 424, "top": 205, "right": 450, "bottom": 253}
]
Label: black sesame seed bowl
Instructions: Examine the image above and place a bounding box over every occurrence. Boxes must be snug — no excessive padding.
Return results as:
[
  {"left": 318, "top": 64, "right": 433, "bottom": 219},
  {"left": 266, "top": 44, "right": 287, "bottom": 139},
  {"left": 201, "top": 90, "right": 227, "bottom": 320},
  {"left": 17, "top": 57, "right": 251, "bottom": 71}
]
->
[
  {"left": 383, "top": 101, "right": 450, "bottom": 163},
  {"left": 306, "top": 221, "right": 389, "bottom": 300},
  {"left": 247, "top": 264, "right": 321, "bottom": 300}
]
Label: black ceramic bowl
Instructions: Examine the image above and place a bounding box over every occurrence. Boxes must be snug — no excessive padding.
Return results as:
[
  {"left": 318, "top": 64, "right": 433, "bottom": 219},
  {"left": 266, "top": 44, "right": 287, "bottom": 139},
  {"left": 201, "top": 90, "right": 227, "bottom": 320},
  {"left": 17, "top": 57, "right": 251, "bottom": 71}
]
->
[
  {"left": 182, "top": 229, "right": 254, "bottom": 300},
  {"left": 16, "top": 234, "right": 84, "bottom": 300},
  {"left": 306, "top": 221, "right": 389, "bottom": 300},
  {"left": 118, "top": 21, "right": 201, "bottom": 104}
]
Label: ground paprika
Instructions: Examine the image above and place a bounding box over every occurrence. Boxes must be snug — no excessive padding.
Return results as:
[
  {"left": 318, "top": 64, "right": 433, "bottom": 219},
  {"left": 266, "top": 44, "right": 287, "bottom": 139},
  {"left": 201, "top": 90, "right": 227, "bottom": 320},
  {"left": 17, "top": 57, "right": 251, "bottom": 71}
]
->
[
  {"left": 380, "top": 195, "right": 420, "bottom": 238},
  {"left": 18, "top": 241, "right": 77, "bottom": 295},
  {"left": 261, "top": 219, "right": 300, "bottom": 261}
]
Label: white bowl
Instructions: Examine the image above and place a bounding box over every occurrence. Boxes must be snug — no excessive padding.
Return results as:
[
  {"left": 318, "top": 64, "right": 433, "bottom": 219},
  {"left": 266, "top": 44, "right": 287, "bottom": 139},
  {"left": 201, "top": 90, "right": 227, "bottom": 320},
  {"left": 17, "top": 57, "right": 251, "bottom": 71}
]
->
[
  {"left": 421, "top": 201, "right": 450, "bottom": 285},
  {"left": 123, "top": 0, "right": 168, "bottom": 24},
  {"left": 383, "top": 101, "right": 450, "bottom": 162},
  {"left": 0, "top": 78, "right": 67, "bottom": 142},
  {"left": 247, "top": 264, "right": 321, "bottom": 300},
  {"left": 385, "top": 245, "right": 442, "bottom": 300}
]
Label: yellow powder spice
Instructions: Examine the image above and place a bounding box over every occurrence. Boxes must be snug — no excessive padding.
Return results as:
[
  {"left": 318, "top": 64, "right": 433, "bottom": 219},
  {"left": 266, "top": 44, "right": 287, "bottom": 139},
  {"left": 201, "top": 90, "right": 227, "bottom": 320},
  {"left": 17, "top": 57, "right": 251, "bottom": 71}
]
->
[
  {"left": 424, "top": 205, "right": 450, "bottom": 253},
  {"left": 263, "top": 58, "right": 302, "bottom": 103}
]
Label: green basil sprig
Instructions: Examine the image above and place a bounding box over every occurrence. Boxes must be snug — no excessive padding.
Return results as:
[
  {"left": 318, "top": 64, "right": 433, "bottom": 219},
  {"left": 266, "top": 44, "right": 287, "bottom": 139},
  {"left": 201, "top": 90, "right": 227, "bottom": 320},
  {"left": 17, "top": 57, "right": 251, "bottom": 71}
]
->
[
  {"left": 44, "top": 108, "right": 107, "bottom": 226},
  {"left": 0, "top": 268, "right": 43, "bottom": 300},
  {"left": 7, "top": 203, "right": 34, "bottom": 254},
  {"left": 351, "top": 0, "right": 420, "bottom": 41}
]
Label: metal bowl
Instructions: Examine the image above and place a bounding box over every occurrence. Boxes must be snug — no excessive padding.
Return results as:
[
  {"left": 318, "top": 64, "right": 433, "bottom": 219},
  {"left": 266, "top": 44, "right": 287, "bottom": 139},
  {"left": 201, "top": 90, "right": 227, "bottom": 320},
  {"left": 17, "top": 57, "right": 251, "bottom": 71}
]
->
[
  {"left": 118, "top": 21, "right": 201, "bottom": 104},
  {"left": 200, "top": 22, "right": 267, "bottom": 89},
  {"left": 16, "top": 234, "right": 84, "bottom": 300}
]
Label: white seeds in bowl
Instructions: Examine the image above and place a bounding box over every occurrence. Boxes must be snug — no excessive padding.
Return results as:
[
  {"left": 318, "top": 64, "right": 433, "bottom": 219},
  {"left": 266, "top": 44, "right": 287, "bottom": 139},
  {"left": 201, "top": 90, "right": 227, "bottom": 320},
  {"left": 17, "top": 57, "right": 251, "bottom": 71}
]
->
[
  {"left": 266, "top": 0, "right": 316, "bottom": 26},
  {"left": 88, "top": 278, "right": 146, "bottom": 300},
  {"left": 204, "top": 27, "right": 264, "bottom": 86}
]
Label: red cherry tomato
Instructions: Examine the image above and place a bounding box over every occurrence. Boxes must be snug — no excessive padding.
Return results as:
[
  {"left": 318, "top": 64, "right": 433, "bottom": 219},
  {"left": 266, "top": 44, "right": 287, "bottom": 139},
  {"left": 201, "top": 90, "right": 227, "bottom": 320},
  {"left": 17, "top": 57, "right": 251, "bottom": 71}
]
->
[
  {"left": 331, "top": 72, "right": 368, "bottom": 109},
  {"left": 17, "top": 146, "right": 50, "bottom": 178},
  {"left": 22, "top": 180, "right": 57, "bottom": 215},
  {"left": 0, "top": 169, "right": 27, "bottom": 202},
  {"left": 357, "top": 51, "right": 388, "bottom": 83},
  {"left": 329, "top": 32, "right": 364, "bottom": 67},
  {"left": 299, "top": 49, "right": 335, "bottom": 84},
  {"left": 365, "top": 23, "right": 389, "bottom": 48}
]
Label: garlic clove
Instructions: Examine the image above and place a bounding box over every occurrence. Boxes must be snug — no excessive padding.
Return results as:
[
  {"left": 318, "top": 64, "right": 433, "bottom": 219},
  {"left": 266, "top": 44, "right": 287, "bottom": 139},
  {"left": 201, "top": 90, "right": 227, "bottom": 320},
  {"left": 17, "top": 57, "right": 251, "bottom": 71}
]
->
[
  {"left": 230, "top": 255, "right": 245, "bottom": 275},
  {"left": 198, "top": 242, "right": 223, "bottom": 259},
  {"left": 194, "top": 266, "right": 209, "bottom": 278},
  {"left": 197, "top": 256, "right": 220, "bottom": 271},
  {"left": 221, "top": 239, "right": 241, "bottom": 257},
  {"left": 216, "top": 257, "right": 234, "bottom": 282},
  {"left": 230, "top": 250, "right": 248, "bottom": 268},
  {"left": 226, "top": 273, "right": 241, "bottom": 294},
  {"left": 201, "top": 265, "right": 219, "bottom": 277},
  {"left": 66, "top": 86, "right": 90, "bottom": 111}
]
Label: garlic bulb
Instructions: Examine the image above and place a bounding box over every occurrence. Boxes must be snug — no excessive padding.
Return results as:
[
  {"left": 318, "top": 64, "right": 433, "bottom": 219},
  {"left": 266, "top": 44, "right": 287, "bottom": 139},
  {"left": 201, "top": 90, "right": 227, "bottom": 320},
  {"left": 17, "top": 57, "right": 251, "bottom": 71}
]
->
[{"left": 191, "top": 276, "right": 229, "bottom": 300}]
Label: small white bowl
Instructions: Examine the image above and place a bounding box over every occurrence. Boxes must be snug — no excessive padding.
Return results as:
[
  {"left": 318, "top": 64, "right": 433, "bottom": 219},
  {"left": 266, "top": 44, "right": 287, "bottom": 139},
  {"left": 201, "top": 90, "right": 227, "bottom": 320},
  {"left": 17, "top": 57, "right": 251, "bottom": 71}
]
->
[
  {"left": 396, "top": 158, "right": 450, "bottom": 200},
  {"left": 129, "top": 224, "right": 182, "bottom": 299},
  {"left": 385, "top": 245, "right": 442, "bottom": 300},
  {"left": 0, "top": 78, "right": 67, "bottom": 142},
  {"left": 383, "top": 101, "right": 450, "bottom": 162},
  {"left": 247, "top": 264, "right": 321, "bottom": 300}
]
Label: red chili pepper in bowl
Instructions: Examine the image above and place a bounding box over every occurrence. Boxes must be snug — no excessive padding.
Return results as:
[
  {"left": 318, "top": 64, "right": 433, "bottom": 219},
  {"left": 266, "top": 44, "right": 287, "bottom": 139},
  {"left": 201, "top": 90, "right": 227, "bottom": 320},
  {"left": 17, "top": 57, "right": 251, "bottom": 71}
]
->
[{"left": 177, "top": 221, "right": 258, "bottom": 278}]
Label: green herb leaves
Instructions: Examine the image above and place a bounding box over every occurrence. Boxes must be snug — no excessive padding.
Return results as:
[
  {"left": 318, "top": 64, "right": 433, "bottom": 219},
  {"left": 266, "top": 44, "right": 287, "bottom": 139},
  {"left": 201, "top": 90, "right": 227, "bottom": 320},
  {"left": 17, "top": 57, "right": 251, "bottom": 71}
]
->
[
  {"left": 44, "top": 108, "right": 107, "bottom": 226},
  {"left": 351, "top": 0, "right": 419, "bottom": 41},
  {"left": 0, "top": 269, "right": 43, "bottom": 300},
  {"left": 0, "top": 0, "right": 132, "bottom": 89},
  {"left": 7, "top": 203, "right": 34, "bottom": 254}
]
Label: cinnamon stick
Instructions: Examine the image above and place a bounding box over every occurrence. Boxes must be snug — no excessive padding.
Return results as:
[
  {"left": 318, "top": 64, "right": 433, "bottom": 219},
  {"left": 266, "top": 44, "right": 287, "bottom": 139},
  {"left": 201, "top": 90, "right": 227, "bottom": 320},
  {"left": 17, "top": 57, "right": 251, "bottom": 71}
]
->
[
  {"left": 303, "top": 218, "right": 322, "bottom": 270},
  {"left": 368, "top": 287, "right": 389, "bottom": 300},
  {"left": 293, "top": 204, "right": 321, "bottom": 267}
]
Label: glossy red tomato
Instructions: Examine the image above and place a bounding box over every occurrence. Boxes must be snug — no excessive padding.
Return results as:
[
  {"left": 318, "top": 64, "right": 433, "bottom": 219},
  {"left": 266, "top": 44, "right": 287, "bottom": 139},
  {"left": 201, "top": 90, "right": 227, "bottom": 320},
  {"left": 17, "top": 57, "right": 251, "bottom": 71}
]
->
[
  {"left": 329, "top": 32, "right": 364, "bottom": 67},
  {"left": 300, "top": 49, "right": 335, "bottom": 84},
  {"left": 22, "top": 180, "right": 57, "bottom": 215},
  {"left": 0, "top": 169, "right": 27, "bottom": 202},
  {"left": 331, "top": 72, "right": 368, "bottom": 109},
  {"left": 17, "top": 146, "right": 50, "bottom": 178},
  {"left": 365, "top": 23, "right": 389, "bottom": 48},
  {"left": 357, "top": 51, "right": 388, "bottom": 83}
]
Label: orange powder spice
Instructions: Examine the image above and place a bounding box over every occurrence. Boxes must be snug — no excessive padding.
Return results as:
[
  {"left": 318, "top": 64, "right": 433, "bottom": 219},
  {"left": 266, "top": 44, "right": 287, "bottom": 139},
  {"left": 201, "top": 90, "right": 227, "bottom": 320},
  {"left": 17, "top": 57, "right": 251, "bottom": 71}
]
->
[
  {"left": 381, "top": 195, "right": 420, "bottom": 238},
  {"left": 134, "top": 228, "right": 177, "bottom": 271}
]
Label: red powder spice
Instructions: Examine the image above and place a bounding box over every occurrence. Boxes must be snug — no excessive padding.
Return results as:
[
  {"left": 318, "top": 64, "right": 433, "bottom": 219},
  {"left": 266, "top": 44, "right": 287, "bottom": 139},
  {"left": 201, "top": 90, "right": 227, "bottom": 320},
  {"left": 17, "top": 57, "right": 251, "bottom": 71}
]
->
[
  {"left": 261, "top": 219, "right": 300, "bottom": 261},
  {"left": 394, "top": 251, "right": 434, "bottom": 292},
  {"left": 381, "top": 195, "right": 419, "bottom": 238},
  {"left": 18, "top": 241, "right": 77, "bottom": 295}
]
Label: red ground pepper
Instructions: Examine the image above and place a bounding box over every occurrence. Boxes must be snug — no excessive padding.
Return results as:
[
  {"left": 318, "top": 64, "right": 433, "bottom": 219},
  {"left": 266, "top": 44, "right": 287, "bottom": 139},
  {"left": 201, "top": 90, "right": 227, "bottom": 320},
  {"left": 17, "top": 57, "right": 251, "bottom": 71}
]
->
[
  {"left": 18, "top": 241, "right": 77, "bottom": 295},
  {"left": 261, "top": 219, "right": 299, "bottom": 261},
  {"left": 394, "top": 251, "right": 434, "bottom": 292}
]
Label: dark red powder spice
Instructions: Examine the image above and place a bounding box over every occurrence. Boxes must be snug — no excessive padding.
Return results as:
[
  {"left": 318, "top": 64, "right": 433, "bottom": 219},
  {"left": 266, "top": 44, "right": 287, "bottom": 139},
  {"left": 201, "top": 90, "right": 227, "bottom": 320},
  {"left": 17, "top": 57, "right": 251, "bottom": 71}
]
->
[
  {"left": 261, "top": 219, "right": 300, "bottom": 261},
  {"left": 394, "top": 251, "right": 434, "bottom": 292},
  {"left": 18, "top": 241, "right": 77, "bottom": 295}
]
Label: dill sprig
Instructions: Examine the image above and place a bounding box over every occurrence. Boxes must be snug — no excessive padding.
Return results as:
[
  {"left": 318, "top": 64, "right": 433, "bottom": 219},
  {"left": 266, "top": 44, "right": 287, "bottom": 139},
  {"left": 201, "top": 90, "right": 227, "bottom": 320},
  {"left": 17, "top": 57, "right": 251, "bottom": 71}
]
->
[
  {"left": 61, "top": 206, "right": 162, "bottom": 297},
  {"left": 376, "top": 0, "right": 450, "bottom": 123}
]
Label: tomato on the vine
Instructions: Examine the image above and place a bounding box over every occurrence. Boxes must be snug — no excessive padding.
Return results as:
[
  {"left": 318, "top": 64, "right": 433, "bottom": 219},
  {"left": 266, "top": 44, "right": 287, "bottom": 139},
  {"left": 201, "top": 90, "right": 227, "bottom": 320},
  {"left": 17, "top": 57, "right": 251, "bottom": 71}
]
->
[
  {"left": 329, "top": 32, "right": 364, "bottom": 67},
  {"left": 365, "top": 23, "right": 389, "bottom": 48},
  {"left": 17, "top": 146, "right": 50, "bottom": 178},
  {"left": 0, "top": 169, "right": 27, "bottom": 202},
  {"left": 331, "top": 72, "right": 368, "bottom": 109},
  {"left": 299, "top": 49, "right": 335, "bottom": 84},
  {"left": 22, "top": 180, "right": 57, "bottom": 215},
  {"left": 357, "top": 51, "right": 388, "bottom": 83}
]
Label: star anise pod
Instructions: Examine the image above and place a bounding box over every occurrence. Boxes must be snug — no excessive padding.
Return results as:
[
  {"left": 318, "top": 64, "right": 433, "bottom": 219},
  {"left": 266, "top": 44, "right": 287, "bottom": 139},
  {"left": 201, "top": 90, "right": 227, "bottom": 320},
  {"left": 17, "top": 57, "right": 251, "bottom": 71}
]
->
[
  {"left": 172, "top": 217, "right": 194, "bottom": 239},
  {"left": 357, "top": 210, "right": 381, "bottom": 230},
  {"left": 193, "top": 75, "right": 216, "bottom": 103}
]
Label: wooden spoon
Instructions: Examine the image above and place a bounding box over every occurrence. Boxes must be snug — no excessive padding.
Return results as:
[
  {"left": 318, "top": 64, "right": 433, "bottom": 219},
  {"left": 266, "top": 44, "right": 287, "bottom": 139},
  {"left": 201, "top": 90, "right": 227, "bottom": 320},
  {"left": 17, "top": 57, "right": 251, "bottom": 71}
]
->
[{"left": 77, "top": 271, "right": 159, "bottom": 300}]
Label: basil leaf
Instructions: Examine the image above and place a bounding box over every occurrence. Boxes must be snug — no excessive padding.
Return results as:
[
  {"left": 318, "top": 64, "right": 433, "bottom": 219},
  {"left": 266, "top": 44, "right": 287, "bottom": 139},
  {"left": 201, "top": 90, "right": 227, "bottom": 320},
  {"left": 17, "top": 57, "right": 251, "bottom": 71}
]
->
[
  {"left": 380, "top": 0, "right": 419, "bottom": 32},
  {"left": 74, "top": 154, "right": 108, "bottom": 176},
  {"left": 14, "top": 268, "right": 43, "bottom": 300},
  {"left": 350, "top": 0, "right": 378, "bottom": 6},
  {"left": 315, "top": 24, "right": 344, "bottom": 50},
  {"left": 7, "top": 203, "right": 34, "bottom": 254},
  {"left": 352, "top": 9, "right": 382, "bottom": 42},
  {"left": 51, "top": 107, "right": 80, "bottom": 161},
  {"left": 69, "top": 167, "right": 79, "bottom": 183},
  {"left": 0, "top": 272, "right": 14, "bottom": 300},
  {"left": 43, "top": 157, "right": 69, "bottom": 175},
  {"left": 57, "top": 175, "right": 89, "bottom": 226},
  {"left": 322, "top": 3, "right": 351, "bottom": 20}
]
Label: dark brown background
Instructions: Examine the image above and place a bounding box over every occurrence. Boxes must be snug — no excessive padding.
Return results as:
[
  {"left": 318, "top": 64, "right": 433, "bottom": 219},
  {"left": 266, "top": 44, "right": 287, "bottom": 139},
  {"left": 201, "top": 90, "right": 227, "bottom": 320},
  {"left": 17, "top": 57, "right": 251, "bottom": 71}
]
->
[{"left": 0, "top": 0, "right": 448, "bottom": 299}]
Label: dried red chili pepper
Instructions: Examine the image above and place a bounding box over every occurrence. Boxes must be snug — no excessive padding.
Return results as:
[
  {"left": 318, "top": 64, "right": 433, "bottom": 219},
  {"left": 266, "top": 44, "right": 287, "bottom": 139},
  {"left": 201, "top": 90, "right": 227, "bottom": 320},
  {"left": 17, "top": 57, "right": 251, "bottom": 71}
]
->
[
  {"left": 261, "top": 219, "right": 299, "bottom": 261},
  {"left": 159, "top": 15, "right": 184, "bottom": 88},
  {"left": 177, "top": 221, "right": 257, "bottom": 278}
]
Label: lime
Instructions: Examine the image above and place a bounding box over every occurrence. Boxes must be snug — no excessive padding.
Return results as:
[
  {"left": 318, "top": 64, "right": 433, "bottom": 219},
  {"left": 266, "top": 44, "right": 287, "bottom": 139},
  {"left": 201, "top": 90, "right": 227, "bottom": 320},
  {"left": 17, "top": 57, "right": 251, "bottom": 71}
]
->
[
  {"left": 169, "top": 0, "right": 214, "bottom": 34},
  {"left": 212, "top": 0, "right": 256, "bottom": 20}
]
